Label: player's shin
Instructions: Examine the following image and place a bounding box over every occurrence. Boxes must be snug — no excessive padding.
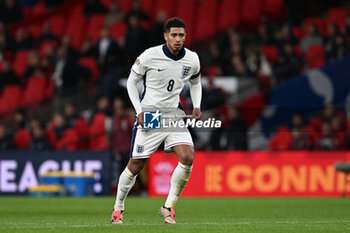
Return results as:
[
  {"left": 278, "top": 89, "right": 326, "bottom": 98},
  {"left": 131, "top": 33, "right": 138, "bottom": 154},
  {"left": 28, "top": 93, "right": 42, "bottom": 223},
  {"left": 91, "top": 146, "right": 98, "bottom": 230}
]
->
[
  {"left": 114, "top": 167, "right": 137, "bottom": 211},
  {"left": 164, "top": 162, "right": 192, "bottom": 208}
]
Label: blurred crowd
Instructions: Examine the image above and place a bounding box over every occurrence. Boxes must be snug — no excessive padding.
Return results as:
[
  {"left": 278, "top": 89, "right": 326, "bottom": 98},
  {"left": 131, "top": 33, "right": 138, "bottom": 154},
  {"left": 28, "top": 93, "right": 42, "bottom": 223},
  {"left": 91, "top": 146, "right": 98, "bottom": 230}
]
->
[{"left": 0, "top": 0, "right": 350, "bottom": 152}]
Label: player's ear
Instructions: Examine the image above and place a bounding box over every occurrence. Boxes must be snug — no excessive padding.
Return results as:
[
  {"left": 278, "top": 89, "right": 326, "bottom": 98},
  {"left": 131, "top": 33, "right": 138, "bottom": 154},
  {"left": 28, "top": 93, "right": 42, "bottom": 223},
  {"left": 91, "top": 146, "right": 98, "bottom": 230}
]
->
[{"left": 163, "top": 32, "right": 168, "bottom": 42}]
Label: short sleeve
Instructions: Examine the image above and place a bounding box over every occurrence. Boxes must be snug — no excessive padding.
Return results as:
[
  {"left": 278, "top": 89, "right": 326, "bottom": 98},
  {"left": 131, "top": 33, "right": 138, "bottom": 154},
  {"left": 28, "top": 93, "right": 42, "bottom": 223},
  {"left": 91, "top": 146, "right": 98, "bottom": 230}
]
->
[{"left": 130, "top": 52, "right": 148, "bottom": 77}]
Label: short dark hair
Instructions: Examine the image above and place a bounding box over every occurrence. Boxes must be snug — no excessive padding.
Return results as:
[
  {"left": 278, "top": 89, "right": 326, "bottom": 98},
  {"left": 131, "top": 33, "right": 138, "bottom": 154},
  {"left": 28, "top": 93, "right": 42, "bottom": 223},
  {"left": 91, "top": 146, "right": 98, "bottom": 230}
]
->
[{"left": 164, "top": 17, "right": 186, "bottom": 33}]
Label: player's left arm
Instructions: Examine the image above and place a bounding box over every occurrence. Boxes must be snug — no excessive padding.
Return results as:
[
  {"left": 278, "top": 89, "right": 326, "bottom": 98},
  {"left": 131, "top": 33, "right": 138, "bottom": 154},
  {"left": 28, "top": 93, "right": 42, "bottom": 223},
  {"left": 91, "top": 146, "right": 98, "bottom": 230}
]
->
[{"left": 189, "top": 73, "right": 202, "bottom": 120}]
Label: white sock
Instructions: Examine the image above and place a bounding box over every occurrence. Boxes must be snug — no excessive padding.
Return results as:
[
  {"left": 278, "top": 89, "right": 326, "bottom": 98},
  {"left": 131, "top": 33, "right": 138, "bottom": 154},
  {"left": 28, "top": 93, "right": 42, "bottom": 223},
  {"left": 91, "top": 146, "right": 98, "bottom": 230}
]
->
[
  {"left": 164, "top": 162, "right": 192, "bottom": 209},
  {"left": 114, "top": 167, "right": 137, "bottom": 211}
]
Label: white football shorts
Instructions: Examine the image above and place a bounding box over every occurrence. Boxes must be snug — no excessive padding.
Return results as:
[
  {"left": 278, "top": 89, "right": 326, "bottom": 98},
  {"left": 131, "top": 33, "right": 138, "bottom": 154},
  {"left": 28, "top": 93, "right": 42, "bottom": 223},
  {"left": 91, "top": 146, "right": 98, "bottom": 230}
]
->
[{"left": 130, "top": 122, "right": 194, "bottom": 159}]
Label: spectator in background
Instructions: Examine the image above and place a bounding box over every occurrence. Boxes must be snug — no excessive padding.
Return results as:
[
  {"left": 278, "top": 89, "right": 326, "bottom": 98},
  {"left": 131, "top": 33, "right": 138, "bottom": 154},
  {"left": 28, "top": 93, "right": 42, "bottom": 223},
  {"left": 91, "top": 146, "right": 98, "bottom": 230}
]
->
[
  {"left": 149, "top": 11, "right": 166, "bottom": 47},
  {"left": 256, "top": 24, "right": 276, "bottom": 46},
  {"left": 344, "top": 14, "right": 350, "bottom": 37},
  {"left": 0, "top": 124, "right": 14, "bottom": 151},
  {"left": 110, "top": 98, "right": 134, "bottom": 182},
  {"left": 201, "top": 80, "right": 226, "bottom": 110},
  {"left": 14, "top": 28, "right": 33, "bottom": 51},
  {"left": 316, "top": 121, "right": 340, "bottom": 150},
  {"left": 125, "top": 0, "right": 149, "bottom": 23},
  {"left": 276, "top": 24, "right": 298, "bottom": 47},
  {"left": 324, "top": 23, "right": 346, "bottom": 62},
  {"left": 83, "top": 0, "right": 107, "bottom": 18},
  {"left": 245, "top": 46, "right": 272, "bottom": 77},
  {"left": 225, "top": 107, "right": 248, "bottom": 150},
  {"left": 14, "top": 109, "right": 26, "bottom": 129},
  {"left": 52, "top": 46, "right": 89, "bottom": 94},
  {"left": 90, "top": 95, "right": 113, "bottom": 122},
  {"left": 300, "top": 23, "right": 323, "bottom": 53},
  {"left": 23, "top": 50, "right": 40, "bottom": 82},
  {"left": 273, "top": 43, "right": 302, "bottom": 84},
  {"left": 229, "top": 55, "right": 248, "bottom": 78},
  {"left": 290, "top": 127, "right": 313, "bottom": 150},
  {"left": 79, "top": 37, "right": 96, "bottom": 58},
  {"left": 36, "top": 22, "right": 59, "bottom": 46},
  {"left": 0, "top": 0, "right": 23, "bottom": 25},
  {"left": 290, "top": 112, "right": 306, "bottom": 129},
  {"left": 105, "top": 1, "right": 125, "bottom": 27},
  {"left": 0, "top": 30, "right": 15, "bottom": 59},
  {"left": 321, "top": 104, "right": 336, "bottom": 124},
  {"left": 28, "top": 125, "right": 52, "bottom": 150},
  {"left": 60, "top": 34, "right": 77, "bottom": 60},
  {"left": 63, "top": 103, "right": 80, "bottom": 128},
  {"left": 208, "top": 111, "right": 225, "bottom": 150},
  {"left": 200, "top": 41, "right": 225, "bottom": 76},
  {"left": 96, "top": 27, "right": 119, "bottom": 72},
  {"left": 0, "top": 60, "right": 21, "bottom": 90},
  {"left": 124, "top": 14, "right": 148, "bottom": 67},
  {"left": 51, "top": 113, "right": 68, "bottom": 140}
]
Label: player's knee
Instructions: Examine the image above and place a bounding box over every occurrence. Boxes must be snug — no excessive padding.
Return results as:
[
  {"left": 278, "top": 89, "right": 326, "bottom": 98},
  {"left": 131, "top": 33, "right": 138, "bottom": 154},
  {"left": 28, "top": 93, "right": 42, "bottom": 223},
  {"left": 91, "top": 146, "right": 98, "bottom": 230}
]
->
[
  {"left": 180, "top": 148, "right": 194, "bottom": 166},
  {"left": 127, "top": 159, "right": 145, "bottom": 175}
]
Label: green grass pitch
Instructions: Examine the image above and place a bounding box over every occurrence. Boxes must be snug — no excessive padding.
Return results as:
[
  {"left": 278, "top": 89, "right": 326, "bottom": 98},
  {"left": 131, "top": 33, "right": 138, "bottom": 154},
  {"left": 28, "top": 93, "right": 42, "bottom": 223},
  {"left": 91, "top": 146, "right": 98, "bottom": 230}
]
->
[{"left": 0, "top": 197, "right": 350, "bottom": 232}]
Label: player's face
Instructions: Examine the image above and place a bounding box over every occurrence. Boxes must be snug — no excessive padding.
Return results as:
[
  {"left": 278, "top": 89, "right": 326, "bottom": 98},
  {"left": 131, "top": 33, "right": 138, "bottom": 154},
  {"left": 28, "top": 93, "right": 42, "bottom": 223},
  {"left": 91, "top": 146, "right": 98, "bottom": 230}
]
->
[{"left": 164, "top": 27, "right": 186, "bottom": 55}]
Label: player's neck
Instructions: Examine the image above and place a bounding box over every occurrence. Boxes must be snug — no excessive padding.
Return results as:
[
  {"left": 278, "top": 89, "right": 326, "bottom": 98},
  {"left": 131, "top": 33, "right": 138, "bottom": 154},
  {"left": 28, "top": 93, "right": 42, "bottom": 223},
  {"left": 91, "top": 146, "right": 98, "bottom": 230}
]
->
[{"left": 166, "top": 44, "right": 180, "bottom": 57}]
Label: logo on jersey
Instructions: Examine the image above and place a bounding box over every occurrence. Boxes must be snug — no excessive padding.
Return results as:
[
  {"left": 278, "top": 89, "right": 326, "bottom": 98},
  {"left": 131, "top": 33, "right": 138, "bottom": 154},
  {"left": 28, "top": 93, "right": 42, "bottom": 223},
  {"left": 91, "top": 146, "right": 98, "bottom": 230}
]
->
[
  {"left": 134, "top": 58, "right": 141, "bottom": 65},
  {"left": 136, "top": 145, "right": 144, "bottom": 153},
  {"left": 182, "top": 66, "right": 191, "bottom": 78},
  {"left": 143, "top": 110, "right": 161, "bottom": 129}
]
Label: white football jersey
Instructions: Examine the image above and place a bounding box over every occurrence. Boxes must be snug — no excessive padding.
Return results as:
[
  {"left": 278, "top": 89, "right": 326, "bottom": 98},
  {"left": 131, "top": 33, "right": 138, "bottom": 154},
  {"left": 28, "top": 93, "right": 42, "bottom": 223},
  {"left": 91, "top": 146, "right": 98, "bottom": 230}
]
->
[{"left": 131, "top": 44, "right": 200, "bottom": 111}]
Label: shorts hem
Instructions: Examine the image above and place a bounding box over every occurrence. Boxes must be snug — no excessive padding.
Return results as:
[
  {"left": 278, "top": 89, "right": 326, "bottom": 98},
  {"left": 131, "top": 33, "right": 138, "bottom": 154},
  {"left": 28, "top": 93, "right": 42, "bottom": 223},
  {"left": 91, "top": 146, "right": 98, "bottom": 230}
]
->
[
  {"left": 131, "top": 154, "right": 150, "bottom": 159},
  {"left": 165, "top": 142, "right": 194, "bottom": 150}
]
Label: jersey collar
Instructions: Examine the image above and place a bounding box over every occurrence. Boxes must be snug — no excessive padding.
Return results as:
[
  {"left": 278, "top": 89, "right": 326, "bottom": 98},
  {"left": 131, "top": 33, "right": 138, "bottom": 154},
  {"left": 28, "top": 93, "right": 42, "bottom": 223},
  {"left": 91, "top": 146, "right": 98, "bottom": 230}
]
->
[{"left": 162, "top": 44, "right": 186, "bottom": 61}]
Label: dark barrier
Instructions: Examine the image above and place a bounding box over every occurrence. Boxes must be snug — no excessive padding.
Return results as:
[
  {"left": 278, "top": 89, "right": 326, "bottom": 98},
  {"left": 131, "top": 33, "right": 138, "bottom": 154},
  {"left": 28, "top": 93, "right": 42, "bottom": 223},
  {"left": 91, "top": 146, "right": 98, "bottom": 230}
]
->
[{"left": 0, "top": 152, "right": 110, "bottom": 195}]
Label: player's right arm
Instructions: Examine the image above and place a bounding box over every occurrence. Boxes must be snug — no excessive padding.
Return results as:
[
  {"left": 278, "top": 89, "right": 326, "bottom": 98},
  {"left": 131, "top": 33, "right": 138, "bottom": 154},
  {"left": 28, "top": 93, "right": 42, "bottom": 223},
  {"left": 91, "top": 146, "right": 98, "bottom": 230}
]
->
[{"left": 127, "top": 54, "right": 148, "bottom": 126}]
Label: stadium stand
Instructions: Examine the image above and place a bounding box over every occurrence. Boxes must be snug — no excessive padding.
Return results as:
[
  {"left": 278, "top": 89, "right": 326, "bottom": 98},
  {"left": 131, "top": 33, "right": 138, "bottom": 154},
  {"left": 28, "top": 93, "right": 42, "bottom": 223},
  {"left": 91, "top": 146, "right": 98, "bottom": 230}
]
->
[{"left": 0, "top": 0, "right": 349, "bottom": 152}]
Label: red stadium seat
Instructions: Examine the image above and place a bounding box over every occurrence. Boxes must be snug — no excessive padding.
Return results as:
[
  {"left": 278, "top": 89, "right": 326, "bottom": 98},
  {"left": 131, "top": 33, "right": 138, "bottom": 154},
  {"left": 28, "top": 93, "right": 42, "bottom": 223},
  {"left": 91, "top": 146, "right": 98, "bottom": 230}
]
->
[
  {"left": 241, "top": 0, "right": 263, "bottom": 27},
  {"left": 14, "top": 129, "right": 32, "bottom": 149},
  {"left": 39, "top": 40, "right": 58, "bottom": 56},
  {"left": 79, "top": 57, "right": 100, "bottom": 80},
  {"left": 327, "top": 8, "right": 347, "bottom": 31},
  {"left": 140, "top": 0, "right": 155, "bottom": 19},
  {"left": 0, "top": 85, "right": 22, "bottom": 114},
  {"left": 194, "top": 0, "right": 218, "bottom": 40},
  {"left": 86, "top": 14, "right": 106, "bottom": 42},
  {"left": 109, "top": 22, "right": 127, "bottom": 41},
  {"left": 175, "top": 0, "right": 196, "bottom": 44},
  {"left": 262, "top": 0, "right": 284, "bottom": 19},
  {"left": 66, "top": 9, "right": 86, "bottom": 49},
  {"left": 117, "top": 0, "right": 132, "bottom": 13},
  {"left": 303, "top": 17, "right": 326, "bottom": 36},
  {"left": 89, "top": 113, "right": 108, "bottom": 150},
  {"left": 49, "top": 15, "right": 66, "bottom": 37},
  {"left": 261, "top": 46, "right": 278, "bottom": 63},
  {"left": 31, "top": 0, "right": 46, "bottom": 17},
  {"left": 12, "top": 50, "right": 30, "bottom": 76},
  {"left": 292, "top": 26, "right": 305, "bottom": 41},
  {"left": 21, "top": 76, "right": 47, "bottom": 106},
  {"left": 153, "top": 0, "right": 175, "bottom": 20},
  {"left": 100, "top": 0, "right": 112, "bottom": 9},
  {"left": 306, "top": 45, "right": 325, "bottom": 68},
  {"left": 29, "top": 23, "right": 42, "bottom": 39},
  {"left": 218, "top": 0, "right": 241, "bottom": 30}
]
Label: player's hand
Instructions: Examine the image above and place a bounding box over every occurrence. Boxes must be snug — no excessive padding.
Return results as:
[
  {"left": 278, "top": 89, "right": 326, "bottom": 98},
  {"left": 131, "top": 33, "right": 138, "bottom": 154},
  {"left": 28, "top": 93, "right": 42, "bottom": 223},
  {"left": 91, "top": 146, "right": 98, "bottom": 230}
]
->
[
  {"left": 137, "top": 112, "right": 144, "bottom": 127},
  {"left": 192, "top": 108, "right": 202, "bottom": 120}
]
